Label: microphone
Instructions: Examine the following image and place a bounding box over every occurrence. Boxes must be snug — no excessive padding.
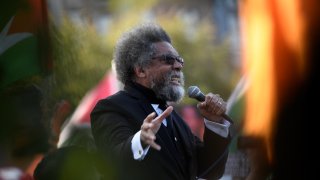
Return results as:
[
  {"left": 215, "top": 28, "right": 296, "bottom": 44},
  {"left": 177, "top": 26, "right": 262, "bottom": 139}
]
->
[{"left": 187, "top": 86, "right": 233, "bottom": 124}]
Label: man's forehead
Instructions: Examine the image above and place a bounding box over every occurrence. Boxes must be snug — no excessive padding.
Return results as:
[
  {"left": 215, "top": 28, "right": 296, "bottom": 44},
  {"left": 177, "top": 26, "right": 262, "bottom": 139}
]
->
[{"left": 153, "top": 41, "right": 178, "bottom": 55}]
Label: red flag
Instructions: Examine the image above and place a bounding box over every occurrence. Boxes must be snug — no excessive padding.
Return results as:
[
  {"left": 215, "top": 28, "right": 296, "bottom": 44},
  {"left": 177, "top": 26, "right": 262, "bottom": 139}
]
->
[
  {"left": 58, "top": 70, "right": 119, "bottom": 146},
  {"left": 69, "top": 70, "right": 119, "bottom": 124}
]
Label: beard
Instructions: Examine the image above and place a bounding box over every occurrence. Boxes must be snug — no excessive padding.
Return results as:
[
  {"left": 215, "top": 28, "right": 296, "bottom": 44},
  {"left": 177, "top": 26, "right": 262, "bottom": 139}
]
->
[{"left": 150, "top": 71, "right": 185, "bottom": 103}]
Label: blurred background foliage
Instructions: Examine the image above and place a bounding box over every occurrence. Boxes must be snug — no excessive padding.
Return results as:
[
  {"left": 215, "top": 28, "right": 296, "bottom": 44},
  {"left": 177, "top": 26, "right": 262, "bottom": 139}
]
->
[
  {"left": 50, "top": 19, "right": 110, "bottom": 107},
  {"left": 50, "top": 0, "right": 240, "bottom": 110}
]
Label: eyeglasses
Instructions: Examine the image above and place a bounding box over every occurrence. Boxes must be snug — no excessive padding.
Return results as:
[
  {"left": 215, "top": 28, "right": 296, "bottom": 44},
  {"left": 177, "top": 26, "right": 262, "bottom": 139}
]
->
[{"left": 151, "top": 54, "right": 184, "bottom": 66}]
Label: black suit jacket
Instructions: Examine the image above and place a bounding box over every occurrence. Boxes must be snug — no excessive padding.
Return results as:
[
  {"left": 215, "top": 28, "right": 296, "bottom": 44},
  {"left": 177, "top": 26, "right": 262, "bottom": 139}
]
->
[{"left": 90, "top": 84, "right": 231, "bottom": 180}]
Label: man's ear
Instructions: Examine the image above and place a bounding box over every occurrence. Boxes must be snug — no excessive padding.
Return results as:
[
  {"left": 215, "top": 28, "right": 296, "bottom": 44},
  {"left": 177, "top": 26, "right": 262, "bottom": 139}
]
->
[{"left": 134, "top": 67, "right": 146, "bottom": 78}]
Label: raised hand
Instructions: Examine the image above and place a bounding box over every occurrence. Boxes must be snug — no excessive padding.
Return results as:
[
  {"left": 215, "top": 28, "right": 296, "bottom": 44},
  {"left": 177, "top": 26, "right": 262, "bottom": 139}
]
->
[
  {"left": 197, "top": 93, "right": 227, "bottom": 123},
  {"left": 140, "top": 106, "right": 173, "bottom": 150}
]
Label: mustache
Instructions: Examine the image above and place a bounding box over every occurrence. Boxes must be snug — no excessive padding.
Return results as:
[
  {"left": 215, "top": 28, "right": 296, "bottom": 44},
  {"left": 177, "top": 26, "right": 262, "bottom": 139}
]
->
[{"left": 168, "top": 71, "right": 183, "bottom": 79}]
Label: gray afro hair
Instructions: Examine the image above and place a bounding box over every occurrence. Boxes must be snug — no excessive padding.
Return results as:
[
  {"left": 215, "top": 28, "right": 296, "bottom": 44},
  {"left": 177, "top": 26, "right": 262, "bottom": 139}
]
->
[{"left": 113, "top": 22, "right": 171, "bottom": 84}]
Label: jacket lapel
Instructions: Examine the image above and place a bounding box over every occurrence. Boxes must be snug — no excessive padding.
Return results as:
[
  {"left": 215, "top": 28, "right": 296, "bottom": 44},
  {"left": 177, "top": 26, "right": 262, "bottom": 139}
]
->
[{"left": 171, "top": 111, "right": 193, "bottom": 157}]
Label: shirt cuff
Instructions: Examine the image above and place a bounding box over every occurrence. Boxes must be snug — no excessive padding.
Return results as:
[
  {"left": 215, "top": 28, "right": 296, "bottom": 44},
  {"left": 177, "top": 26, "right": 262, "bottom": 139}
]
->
[
  {"left": 204, "top": 119, "right": 230, "bottom": 138},
  {"left": 131, "top": 130, "right": 150, "bottom": 160}
]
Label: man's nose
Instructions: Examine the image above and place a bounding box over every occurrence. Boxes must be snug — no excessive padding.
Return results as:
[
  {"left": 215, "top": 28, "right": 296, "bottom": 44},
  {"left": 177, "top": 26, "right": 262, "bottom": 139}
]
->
[{"left": 173, "top": 60, "right": 183, "bottom": 70}]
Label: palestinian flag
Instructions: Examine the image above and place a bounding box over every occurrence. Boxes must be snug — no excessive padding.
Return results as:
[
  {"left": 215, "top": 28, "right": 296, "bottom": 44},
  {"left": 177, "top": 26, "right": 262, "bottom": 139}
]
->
[{"left": 0, "top": 0, "right": 51, "bottom": 89}]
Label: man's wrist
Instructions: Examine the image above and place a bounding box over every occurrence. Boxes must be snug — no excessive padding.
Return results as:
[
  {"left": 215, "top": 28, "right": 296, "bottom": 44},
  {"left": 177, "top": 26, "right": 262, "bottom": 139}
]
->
[
  {"left": 140, "top": 139, "right": 148, "bottom": 149},
  {"left": 132, "top": 130, "right": 150, "bottom": 160},
  {"left": 206, "top": 116, "right": 224, "bottom": 124},
  {"left": 204, "top": 119, "right": 230, "bottom": 138}
]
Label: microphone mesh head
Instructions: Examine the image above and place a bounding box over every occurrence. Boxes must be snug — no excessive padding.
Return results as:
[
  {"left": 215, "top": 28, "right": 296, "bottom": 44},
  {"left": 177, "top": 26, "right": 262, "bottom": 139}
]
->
[{"left": 187, "top": 86, "right": 200, "bottom": 98}]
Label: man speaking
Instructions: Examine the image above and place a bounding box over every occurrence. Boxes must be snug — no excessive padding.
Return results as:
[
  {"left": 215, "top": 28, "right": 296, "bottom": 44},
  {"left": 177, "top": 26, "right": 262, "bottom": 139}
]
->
[{"left": 90, "top": 22, "right": 231, "bottom": 180}]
